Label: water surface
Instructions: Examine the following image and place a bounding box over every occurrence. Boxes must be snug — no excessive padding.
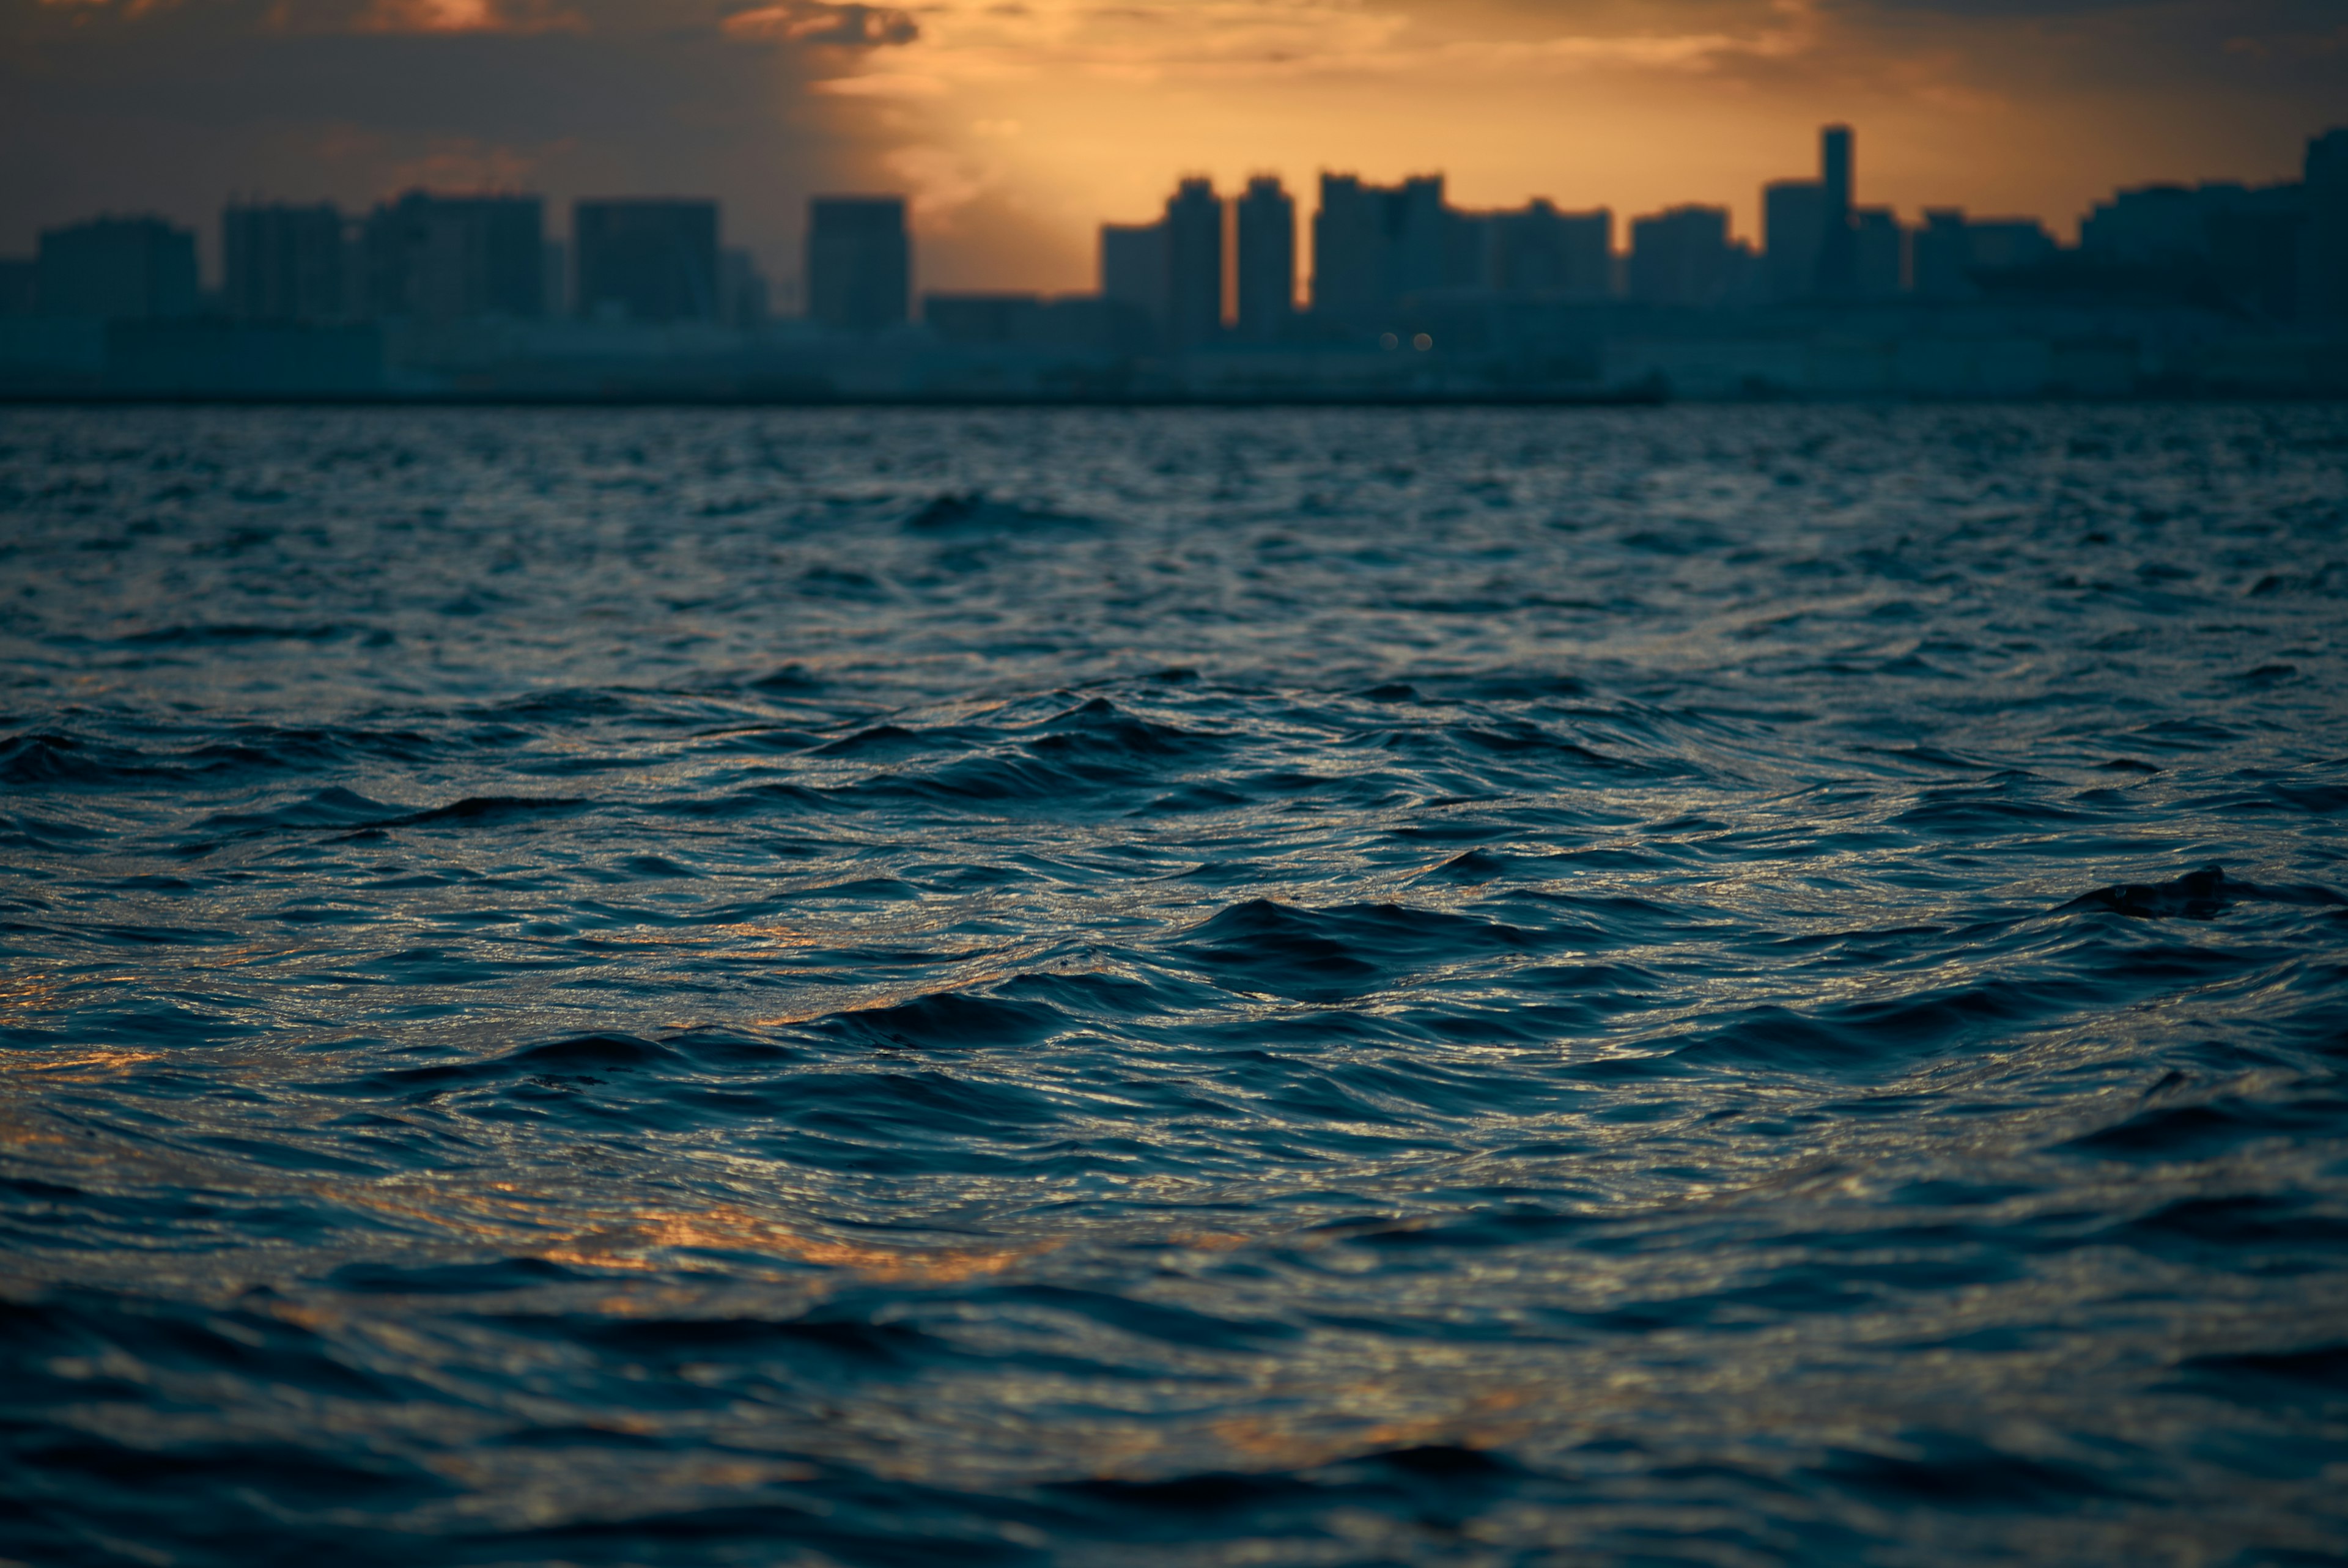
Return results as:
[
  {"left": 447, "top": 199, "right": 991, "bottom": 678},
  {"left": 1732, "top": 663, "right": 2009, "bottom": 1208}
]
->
[{"left": 3, "top": 404, "right": 2346, "bottom": 1564}]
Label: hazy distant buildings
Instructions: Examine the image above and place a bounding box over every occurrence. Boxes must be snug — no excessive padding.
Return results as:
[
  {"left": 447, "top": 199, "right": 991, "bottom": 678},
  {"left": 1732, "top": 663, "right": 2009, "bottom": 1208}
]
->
[
  {"left": 223, "top": 203, "right": 345, "bottom": 322},
  {"left": 1966, "top": 219, "right": 2058, "bottom": 274},
  {"left": 1485, "top": 201, "right": 1611, "bottom": 298},
  {"left": 1764, "top": 125, "right": 1859, "bottom": 302},
  {"left": 1763, "top": 181, "right": 1825, "bottom": 304},
  {"left": 1312, "top": 173, "right": 1455, "bottom": 321},
  {"left": 12, "top": 112, "right": 2348, "bottom": 402},
  {"left": 807, "top": 196, "right": 909, "bottom": 332},
  {"left": 38, "top": 216, "right": 199, "bottom": 320},
  {"left": 2081, "top": 180, "right": 2309, "bottom": 319},
  {"left": 574, "top": 199, "right": 720, "bottom": 323},
  {"left": 1094, "top": 177, "right": 1238, "bottom": 347},
  {"left": 2309, "top": 129, "right": 2348, "bottom": 324},
  {"left": 1913, "top": 210, "right": 2056, "bottom": 300},
  {"left": 1164, "top": 179, "right": 1223, "bottom": 348},
  {"left": 1817, "top": 125, "right": 1856, "bottom": 297},
  {"left": 1235, "top": 176, "right": 1294, "bottom": 340},
  {"left": 1310, "top": 175, "right": 1382, "bottom": 318},
  {"left": 1853, "top": 207, "right": 1904, "bottom": 298},
  {"left": 361, "top": 193, "right": 544, "bottom": 322},
  {"left": 1628, "top": 206, "right": 1734, "bottom": 307},
  {"left": 1099, "top": 221, "right": 1168, "bottom": 344}
]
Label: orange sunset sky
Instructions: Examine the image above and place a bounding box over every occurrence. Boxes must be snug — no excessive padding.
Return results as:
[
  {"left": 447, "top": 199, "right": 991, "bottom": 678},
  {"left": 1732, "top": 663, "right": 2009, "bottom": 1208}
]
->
[{"left": 5, "top": 0, "right": 2344, "bottom": 296}]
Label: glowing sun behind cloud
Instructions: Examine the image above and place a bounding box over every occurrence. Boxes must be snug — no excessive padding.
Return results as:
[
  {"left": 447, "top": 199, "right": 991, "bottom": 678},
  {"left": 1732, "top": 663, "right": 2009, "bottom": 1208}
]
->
[{"left": 808, "top": 0, "right": 2341, "bottom": 293}]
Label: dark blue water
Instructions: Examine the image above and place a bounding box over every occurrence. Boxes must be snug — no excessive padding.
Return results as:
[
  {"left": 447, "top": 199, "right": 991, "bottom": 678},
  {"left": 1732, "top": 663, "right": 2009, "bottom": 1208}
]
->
[{"left": 4, "top": 404, "right": 2346, "bottom": 1566}]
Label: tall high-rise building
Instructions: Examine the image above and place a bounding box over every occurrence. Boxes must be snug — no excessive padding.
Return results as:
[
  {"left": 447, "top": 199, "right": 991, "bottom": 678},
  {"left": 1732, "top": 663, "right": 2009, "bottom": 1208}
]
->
[
  {"left": 1817, "top": 124, "right": 1856, "bottom": 297},
  {"left": 806, "top": 196, "right": 909, "bottom": 333},
  {"left": 223, "top": 202, "right": 346, "bottom": 322},
  {"left": 2309, "top": 129, "right": 2348, "bottom": 324},
  {"left": 37, "top": 216, "right": 200, "bottom": 320},
  {"left": 1164, "top": 178, "right": 1223, "bottom": 348},
  {"left": 360, "top": 193, "right": 545, "bottom": 322},
  {"left": 1763, "top": 181, "right": 1825, "bottom": 303},
  {"left": 1310, "top": 172, "right": 1452, "bottom": 320},
  {"left": 574, "top": 199, "right": 720, "bottom": 323},
  {"left": 1764, "top": 126, "right": 1864, "bottom": 301},
  {"left": 1627, "top": 206, "right": 1733, "bottom": 307},
  {"left": 1100, "top": 221, "right": 1167, "bottom": 343},
  {"left": 1311, "top": 175, "right": 1381, "bottom": 318},
  {"left": 1235, "top": 176, "right": 1294, "bottom": 341},
  {"left": 1485, "top": 202, "right": 1612, "bottom": 298}
]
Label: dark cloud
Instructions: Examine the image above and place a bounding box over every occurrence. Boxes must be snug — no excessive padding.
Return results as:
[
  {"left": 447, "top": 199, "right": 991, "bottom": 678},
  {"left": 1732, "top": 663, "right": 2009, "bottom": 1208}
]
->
[{"left": 0, "top": 0, "right": 918, "bottom": 281}]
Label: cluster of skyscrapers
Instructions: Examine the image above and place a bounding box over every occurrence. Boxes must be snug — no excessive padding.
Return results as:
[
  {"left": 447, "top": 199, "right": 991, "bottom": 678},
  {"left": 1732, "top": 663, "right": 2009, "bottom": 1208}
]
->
[
  {"left": 2, "top": 193, "right": 773, "bottom": 331},
  {"left": 1061, "top": 123, "right": 2348, "bottom": 349},
  {"left": 2, "top": 122, "right": 2343, "bottom": 402}
]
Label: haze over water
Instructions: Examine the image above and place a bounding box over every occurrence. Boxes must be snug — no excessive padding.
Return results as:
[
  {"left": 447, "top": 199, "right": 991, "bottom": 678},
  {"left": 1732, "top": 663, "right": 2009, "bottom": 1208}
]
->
[{"left": 2, "top": 403, "right": 2346, "bottom": 1565}]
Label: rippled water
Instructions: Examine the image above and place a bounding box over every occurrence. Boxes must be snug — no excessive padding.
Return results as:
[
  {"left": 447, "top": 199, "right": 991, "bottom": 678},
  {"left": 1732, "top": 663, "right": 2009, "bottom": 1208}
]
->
[{"left": 4, "top": 404, "right": 2346, "bottom": 1566}]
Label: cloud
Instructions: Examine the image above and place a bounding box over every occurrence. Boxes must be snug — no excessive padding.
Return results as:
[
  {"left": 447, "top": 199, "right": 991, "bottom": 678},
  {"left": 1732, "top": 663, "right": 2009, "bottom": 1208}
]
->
[
  {"left": 722, "top": 1, "right": 917, "bottom": 46},
  {"left": 2, "top": 0, "right": 2342, "bottom": 296},
  {"left": 0, "top": 0, "right": 929, "bottom": 284}
]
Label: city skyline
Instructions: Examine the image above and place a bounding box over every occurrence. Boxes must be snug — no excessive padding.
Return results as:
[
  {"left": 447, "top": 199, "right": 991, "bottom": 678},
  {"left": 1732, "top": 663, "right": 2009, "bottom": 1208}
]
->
[
  {"left": 6, "top": 0, "right": 2344, "bottom": 296},
  {"left": 15, "top": 120, "right": 2336, "bottom": 321}
]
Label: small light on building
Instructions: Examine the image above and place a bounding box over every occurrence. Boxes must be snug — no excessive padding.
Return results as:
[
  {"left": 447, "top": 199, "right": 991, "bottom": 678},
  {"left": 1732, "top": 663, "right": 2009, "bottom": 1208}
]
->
[
  {"left": 1413, "top": 333, "right": 1433, "bottom": 352},
  {"left": 1379, "top": 332, "right": 1399, "bottom": 350}
]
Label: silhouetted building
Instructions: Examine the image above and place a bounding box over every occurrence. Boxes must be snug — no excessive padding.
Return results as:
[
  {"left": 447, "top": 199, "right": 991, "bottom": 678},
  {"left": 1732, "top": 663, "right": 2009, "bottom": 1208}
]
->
[
  {"left": 1763, "top": 181, "right": 1824, "bottom": 303},
  {"left": 360, "top": 193, "right": 545, "bottom": 322},
  {"left": 1852, "top": 207, "right": 1903, "bottom": 299},
  {"left": 1484, "top": 201, "right": 1611, "bottom": 298},
  {"left": 1911, "top": 211, "right": 1971, "bottom": 300},
  {"left": 1235, "top": 176, "right": 1294, "bottom": 340},
  {"left": 2310, "top": 129, "right": 2348, "bottom": 325},
  {"left": 2082, "top": 180, "right": 2311, "bottom": 320},
  {"left": 1765, "top": 125, "right": 1861, "bottom": 301},
  {"left": 1165, "top": 178, "right": 1222, "bottom": 348},
  {"left": 1628, "top": 205, "right": 1733, "bottom": 307},
  {"left": 1311, "top": 175, "right": 1382, "bottom": 318},
  {"left": 0, "top": 258, "right": 35, "bottom": 317},
  {"left": 574, "top": 199, "right": 720, "bottom": 323},
  {"left": 807, "top": 196, "right": 909, "bottom": 332},
  {"left": 1817, "top": 124, "right": 1856, "bottom": 297},
  {"left": 223, "top": 202, "right": 345, "bottom": 322},
  {"left": 37, "top": 216, "right": 199, "bottom": 320},
  {"left": 1312, "top": 172, "right": 1461, "bottom": 321},
  {"left": 2207, "top": 194, "right": 2305, "bottom": 321},
  {"left": 1967, "top": 219, "right": 2058, "bottom": 271},
  {"left": 1914, "top": 210, "right": 2056, "bottom": 300},
  {"left": 2081, "top": 185, "right": 2203, "bottom": 265},
  {"left": 1100, "top": 221, "right": 1167, "bottom": 342}
]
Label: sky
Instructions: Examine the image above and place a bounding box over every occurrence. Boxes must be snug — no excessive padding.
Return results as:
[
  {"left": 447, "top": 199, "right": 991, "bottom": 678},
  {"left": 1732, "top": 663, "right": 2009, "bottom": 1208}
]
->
[{"left": 4, "top": 0, "right": 2344, "bottom": 297}]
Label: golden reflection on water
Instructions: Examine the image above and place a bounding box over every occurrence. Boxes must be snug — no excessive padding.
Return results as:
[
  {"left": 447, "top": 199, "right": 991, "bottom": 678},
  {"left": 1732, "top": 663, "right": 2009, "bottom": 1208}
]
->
[{"left": 544, "top": 1202, "right": 1055, "bottom": 1283}]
